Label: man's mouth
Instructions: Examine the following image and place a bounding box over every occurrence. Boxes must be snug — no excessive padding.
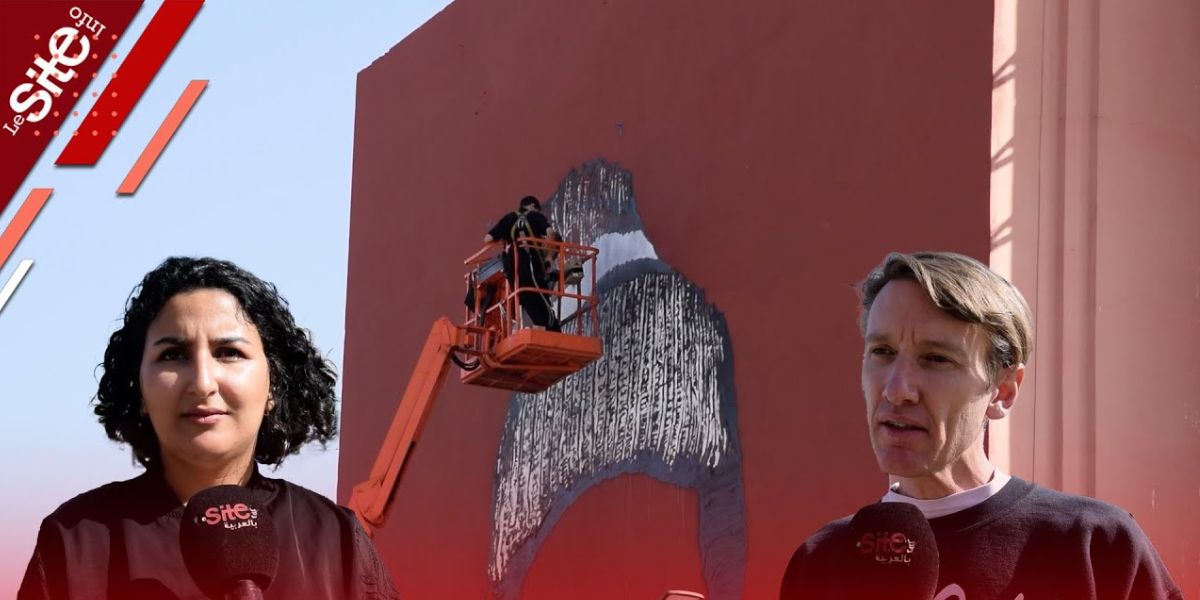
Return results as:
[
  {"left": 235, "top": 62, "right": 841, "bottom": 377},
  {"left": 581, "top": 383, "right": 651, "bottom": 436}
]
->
[{"left": 880, "top": 419, "right": 926, "bottom": 432}]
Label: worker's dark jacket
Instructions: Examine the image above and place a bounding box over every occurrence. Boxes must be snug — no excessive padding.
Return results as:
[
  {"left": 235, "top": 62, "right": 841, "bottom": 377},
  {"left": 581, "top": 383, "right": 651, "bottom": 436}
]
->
[{"left": 487, "top": 208, "right": 551, "bottom": 243}]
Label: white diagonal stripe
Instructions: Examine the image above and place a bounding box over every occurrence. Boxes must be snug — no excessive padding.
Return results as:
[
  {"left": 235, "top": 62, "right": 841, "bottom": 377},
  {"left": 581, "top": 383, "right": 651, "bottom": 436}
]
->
[{"left": 0, "top": 260, "right": 35, "bottom": 314}]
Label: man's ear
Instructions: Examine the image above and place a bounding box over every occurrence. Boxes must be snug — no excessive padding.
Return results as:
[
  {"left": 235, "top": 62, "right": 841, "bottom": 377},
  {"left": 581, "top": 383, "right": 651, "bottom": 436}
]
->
[{"left": 986, "top": 363, "right": 1025, "bottom": 419}]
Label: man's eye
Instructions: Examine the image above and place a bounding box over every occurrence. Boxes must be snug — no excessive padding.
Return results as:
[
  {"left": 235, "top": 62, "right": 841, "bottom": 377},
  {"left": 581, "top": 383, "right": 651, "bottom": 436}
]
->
[
  {"left": 923, "top": 354, "right": 952, "bottom": 365},
  {"left": 868, "top": 347, "right": 894, "bottom": 357}
]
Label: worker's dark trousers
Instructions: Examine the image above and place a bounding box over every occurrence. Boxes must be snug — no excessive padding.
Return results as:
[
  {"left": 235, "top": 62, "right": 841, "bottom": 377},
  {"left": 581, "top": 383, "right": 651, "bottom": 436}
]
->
[{"left": 503, "top": 249, "right": 560, "bottom": 331}]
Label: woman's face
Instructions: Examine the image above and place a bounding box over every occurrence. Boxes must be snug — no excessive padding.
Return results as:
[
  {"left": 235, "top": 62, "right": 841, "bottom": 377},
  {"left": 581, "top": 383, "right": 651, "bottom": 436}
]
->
[{"left": 139, "top": 289, "right": 271, "bottom": 475}]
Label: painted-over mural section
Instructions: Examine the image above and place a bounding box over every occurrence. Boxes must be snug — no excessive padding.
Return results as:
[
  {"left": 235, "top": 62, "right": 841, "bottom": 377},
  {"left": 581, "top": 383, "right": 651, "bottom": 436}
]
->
[{"left": 490, "top": 160, "right": 746, "bottom": 599}]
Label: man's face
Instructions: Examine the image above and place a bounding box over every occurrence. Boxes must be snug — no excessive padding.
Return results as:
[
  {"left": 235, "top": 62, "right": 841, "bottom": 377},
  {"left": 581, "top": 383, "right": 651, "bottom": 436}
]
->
[{"left": 861, "top": 279, "right": 1007, "bottom": 482}]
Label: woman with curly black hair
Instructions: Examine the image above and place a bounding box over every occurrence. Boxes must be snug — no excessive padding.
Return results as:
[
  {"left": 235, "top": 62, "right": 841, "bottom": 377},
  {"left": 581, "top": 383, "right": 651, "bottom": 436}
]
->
[{"left": 18, "top": 257, "right": 399, "bottom": 599}]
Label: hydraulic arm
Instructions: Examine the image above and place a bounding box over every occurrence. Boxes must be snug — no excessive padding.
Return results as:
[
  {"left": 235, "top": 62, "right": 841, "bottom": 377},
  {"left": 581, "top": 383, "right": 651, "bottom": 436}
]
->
[{"left": 347, "top": 317, "right": 463, "bottom": 535}]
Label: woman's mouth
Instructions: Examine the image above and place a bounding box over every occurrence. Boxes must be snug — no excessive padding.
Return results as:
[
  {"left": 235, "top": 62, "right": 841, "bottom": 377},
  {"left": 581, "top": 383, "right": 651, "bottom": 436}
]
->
[{"left": 183, "top": 408, "right": 228, "bottom": 426}]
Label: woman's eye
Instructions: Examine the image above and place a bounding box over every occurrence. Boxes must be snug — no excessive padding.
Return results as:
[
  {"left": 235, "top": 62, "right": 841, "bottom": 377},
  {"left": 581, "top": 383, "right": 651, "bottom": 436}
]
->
[
  {"left": 215, "top": 347, "right": 246, "bottom": 360},
  {"left": 156, "top": 348, "right": 184, "bottom": 362},
  {"left": 924, "top": 354, "right": 952, "bottom": 365}
]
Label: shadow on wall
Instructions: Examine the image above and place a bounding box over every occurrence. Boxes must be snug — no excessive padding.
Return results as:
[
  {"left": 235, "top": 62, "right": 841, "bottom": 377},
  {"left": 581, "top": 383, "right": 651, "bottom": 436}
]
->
[{"left": 488, "top": 159, "right": 748, "bottom": 600}]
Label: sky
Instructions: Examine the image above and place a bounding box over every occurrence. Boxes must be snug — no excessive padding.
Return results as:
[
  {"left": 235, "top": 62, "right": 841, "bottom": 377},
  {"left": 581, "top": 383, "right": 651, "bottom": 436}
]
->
[{"left": 0, "top": 1, "right": 453, "bottom": 593}]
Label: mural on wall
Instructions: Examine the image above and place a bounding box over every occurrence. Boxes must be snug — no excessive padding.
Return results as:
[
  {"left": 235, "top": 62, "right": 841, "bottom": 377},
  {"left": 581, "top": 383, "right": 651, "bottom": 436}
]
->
[{"left": 489, "top": 159, "right": 747, "bottom": 599}]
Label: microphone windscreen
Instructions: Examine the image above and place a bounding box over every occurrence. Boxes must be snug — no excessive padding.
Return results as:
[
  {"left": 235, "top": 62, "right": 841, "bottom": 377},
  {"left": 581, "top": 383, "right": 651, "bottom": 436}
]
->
[
  {"left": 845, "top": 502, "right": 940, "bottom": 599},
  {"left": 180, "top": 485, "right": 278, "bottom": 597}
]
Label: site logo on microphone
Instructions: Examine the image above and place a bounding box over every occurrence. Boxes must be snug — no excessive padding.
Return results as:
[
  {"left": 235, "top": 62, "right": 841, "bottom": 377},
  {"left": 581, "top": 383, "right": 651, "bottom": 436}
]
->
[
  {"left": 857, "top": 530, "right": 918, "bottom": 564},
  {"left": 194, "top": 502, "right": 262, "bottom": 531}
]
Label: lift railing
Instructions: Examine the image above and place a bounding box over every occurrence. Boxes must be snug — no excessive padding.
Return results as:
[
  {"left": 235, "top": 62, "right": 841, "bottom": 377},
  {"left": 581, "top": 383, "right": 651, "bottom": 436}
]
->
[{"left": 460, "top": 236, "right": 600, "bottom": 359}]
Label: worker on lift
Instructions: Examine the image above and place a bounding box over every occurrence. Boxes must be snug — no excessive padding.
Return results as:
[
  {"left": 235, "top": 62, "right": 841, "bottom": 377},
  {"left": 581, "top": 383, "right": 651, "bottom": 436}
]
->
[
  {"left": 482, "top": 195, "right": 561, "bottom": 331},
  {"left": 351, "top": 232, "right": 601, "bottom": 536}
]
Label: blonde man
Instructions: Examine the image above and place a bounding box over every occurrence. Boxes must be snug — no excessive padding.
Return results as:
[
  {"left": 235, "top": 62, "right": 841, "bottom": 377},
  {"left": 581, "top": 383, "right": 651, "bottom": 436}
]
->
[{"left": 781, "top": 252, "right": 1181, "bottom": 600}]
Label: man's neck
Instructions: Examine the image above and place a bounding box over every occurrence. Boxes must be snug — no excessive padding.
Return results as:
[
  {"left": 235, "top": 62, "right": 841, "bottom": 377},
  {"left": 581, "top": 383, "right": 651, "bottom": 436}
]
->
[{"left": 890, "top": 449, "right": 995, "bottom": 500}]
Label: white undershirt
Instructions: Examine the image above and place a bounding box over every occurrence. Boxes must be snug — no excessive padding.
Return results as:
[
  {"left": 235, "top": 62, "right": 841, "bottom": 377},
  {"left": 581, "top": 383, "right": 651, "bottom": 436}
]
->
[{"left": 881, "top": 470, "right": 1012, "bottom": 519}]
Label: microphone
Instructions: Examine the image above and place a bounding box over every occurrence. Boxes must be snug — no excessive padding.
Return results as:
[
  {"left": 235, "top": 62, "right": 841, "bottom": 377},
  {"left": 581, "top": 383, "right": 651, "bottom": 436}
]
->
[
  {"left": 844, "top": 502, "right": 940, "bottom": 599},
  {"left": 180, "top": 485, "right": 278, "bottom": 600}
]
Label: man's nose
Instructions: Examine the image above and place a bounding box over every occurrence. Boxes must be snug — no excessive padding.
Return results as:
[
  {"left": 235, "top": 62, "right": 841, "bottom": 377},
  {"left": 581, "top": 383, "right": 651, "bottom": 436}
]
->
[{"left": 882, "top": 358, "right": 919, "bottom": 405}]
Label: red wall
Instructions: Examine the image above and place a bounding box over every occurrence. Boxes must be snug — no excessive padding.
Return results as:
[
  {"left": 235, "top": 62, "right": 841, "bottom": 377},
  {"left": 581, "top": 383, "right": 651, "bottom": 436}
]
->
[
  {"left": 992, "top": 0, "right": 1200, "bottom": 593},
  {"left": 341, "top": 1, "right": 992, "bottom": 597}
]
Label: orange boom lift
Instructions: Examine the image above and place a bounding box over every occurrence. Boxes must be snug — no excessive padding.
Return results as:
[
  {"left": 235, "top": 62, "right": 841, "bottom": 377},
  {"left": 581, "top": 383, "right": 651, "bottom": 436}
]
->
[{"left": 348, "top": 237, "right": 602, "bottom": 535}]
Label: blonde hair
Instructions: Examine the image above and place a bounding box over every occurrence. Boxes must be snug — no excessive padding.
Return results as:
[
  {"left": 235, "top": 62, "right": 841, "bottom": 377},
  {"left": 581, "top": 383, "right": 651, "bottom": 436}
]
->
[{"left": 859, "top": 251, "right": 1033, "bottom": 382}]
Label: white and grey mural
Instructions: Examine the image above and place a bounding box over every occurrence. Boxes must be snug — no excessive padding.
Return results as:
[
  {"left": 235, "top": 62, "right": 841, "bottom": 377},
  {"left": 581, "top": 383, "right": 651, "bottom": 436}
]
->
[{"left": 489, "top": 159, "right": 747, "bottom": 599}]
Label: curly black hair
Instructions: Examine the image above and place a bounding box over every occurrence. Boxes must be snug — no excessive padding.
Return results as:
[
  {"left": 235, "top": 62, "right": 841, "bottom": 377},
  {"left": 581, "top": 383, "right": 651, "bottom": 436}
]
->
[{"left": 94, "top": 256, "right": 338, "bottom": 469}]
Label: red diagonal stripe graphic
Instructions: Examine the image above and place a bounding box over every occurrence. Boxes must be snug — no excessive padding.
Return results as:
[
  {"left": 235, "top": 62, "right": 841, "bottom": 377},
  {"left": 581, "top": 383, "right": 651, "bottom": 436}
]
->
[
  {"left": 118, "top": 79, "right": 206, "bottom": 195},
  {"left": 0, "top": 188, "right": 52, "bottom": 273},
  {"left": 55, "top": 0, "right": 203, "bottom": 166}
]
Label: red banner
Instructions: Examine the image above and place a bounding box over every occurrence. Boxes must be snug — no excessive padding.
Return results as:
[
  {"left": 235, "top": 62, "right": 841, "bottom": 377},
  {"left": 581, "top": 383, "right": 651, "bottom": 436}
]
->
[
  {"left": 57, "top": 0, "right": 202, "bottom": 166},
  {"left": 0, "top": 1, "right": 142, "bottom": 213}
]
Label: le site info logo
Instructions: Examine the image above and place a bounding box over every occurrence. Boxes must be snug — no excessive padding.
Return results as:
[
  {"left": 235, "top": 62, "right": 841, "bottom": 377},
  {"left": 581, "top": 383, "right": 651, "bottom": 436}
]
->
[
  {"left": 0, "top": 1, "right": 202, "bottom": 316},
  {"left": 3, "top": 7, "right": 109, "bottom": 137}
]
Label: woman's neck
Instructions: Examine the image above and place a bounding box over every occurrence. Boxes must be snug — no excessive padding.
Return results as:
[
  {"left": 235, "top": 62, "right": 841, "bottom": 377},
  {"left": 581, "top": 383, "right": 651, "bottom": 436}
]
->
[{"left": 161, "top": 454, "right": 255, "bottom": 505}]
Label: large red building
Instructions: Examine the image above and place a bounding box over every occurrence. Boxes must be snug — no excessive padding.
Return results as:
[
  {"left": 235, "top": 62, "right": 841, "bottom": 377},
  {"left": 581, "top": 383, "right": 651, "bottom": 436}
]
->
[{"left": 340, "top": 1, "right": 1198, "bottom": 598}]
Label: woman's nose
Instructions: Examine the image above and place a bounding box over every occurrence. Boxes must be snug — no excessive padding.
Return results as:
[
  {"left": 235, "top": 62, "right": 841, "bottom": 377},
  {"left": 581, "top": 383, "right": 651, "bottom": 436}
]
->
[{"left": 186, "top": 354, "right": 219, "bottom": 398}]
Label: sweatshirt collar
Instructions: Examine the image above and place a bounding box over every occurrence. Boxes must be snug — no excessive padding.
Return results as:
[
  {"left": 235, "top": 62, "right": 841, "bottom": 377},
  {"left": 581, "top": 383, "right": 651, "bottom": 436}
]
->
[{"left": 881, "top": 469, "right": 1013, "bottom": 519}]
